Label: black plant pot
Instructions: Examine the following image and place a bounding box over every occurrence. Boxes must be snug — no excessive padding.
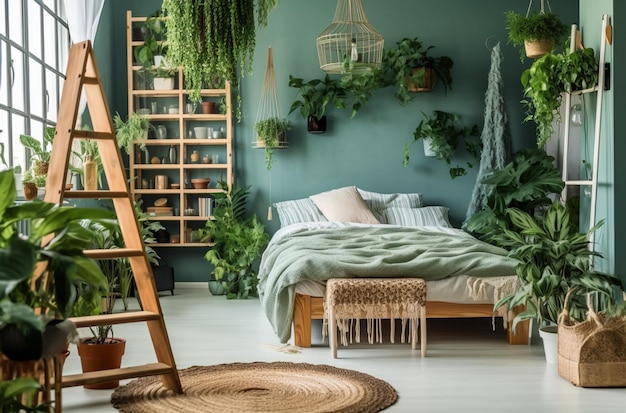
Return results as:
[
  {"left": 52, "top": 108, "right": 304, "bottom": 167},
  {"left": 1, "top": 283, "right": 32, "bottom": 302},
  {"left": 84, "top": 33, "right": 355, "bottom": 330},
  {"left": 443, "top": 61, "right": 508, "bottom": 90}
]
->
[
  {"left": 307, "top": 115, "right": 327, "bottom": 134},
  {"left": 0, "top": 324, "right": 42, "bottom": 361}
]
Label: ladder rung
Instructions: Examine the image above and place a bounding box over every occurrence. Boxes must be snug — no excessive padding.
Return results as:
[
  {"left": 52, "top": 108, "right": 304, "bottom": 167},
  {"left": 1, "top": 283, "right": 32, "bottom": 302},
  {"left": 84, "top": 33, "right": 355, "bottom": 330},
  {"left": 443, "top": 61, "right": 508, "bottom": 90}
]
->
[
  {"left": 63, "top": 190, "right": 130, "bottom": 199},
  {"left": 570, "top": 86, "right": 598, "bottom": 95},
  {"left": 58, "top": 363, "right": 174, "bottom": 388},
  {"left": 72, "top": 130, "right": 115, "bottom": 140},
  {"left": 69, "top": 310, "right": 161, "bottom": 328},
  {"left": 85, "top": 248, "right": 145, "bottom": 259},
  {"left": 83, "top": 76, "right": 100, "bottom": 85},
  {"left": 564, "top": 180, "right": 594, "bottom": 186}
]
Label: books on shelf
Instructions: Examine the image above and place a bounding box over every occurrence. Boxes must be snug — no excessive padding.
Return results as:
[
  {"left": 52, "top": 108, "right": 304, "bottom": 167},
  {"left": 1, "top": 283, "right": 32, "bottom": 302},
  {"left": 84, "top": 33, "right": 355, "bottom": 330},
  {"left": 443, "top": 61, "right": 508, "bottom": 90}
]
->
[{"left": 198, "top": 197, "right": 215, "bottom": 217}]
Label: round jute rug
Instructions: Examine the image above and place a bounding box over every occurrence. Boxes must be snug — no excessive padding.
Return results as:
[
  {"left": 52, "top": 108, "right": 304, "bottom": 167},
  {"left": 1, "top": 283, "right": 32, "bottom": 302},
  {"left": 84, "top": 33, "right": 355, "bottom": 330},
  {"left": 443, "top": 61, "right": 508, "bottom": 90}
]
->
[{"left": 111, "top": 361, "right": 397, "bottom": 413}]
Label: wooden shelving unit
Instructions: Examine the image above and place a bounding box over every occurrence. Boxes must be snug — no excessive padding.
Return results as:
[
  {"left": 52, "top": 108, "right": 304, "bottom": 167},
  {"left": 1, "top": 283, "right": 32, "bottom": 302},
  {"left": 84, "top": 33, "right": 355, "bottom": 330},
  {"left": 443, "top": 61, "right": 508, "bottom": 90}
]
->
[{"left": 126, "top": 11, "right": 233, "bottom": 246}]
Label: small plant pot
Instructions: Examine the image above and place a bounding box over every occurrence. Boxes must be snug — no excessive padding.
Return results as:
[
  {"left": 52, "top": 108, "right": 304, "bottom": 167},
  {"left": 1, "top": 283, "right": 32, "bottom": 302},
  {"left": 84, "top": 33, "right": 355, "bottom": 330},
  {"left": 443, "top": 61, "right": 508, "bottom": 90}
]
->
[
  {"left": 406, "top": 67, "right": 435, "bottom": 92},
  {"left": 23, "top": 182, "right": 38, "bottom": 200},
  {"left": 201, "top": 102, "right": 216, "bottom": 114},
  {"left": 423, "top": 137, "right": 436, "bottom": 157},
  {"left": 77, "top": 338, "right": 126, "bottom": 389},
  {"left": 307, "top": 116, "right": 327, "bottom": 134},
  {"left": 153, "top": 77, "right": 174, "bottom": 90},
  {"left": 524, "top": 39, "right": 554, "bottom": 59},
  {"left": 34, "top": 161, "right": 49, "bottom": 176}
]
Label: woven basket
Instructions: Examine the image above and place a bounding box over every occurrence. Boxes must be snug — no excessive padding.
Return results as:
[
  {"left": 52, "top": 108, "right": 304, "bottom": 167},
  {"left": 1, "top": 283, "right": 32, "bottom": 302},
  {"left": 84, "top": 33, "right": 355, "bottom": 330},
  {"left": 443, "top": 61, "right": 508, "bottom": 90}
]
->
[
  {"left": 524, "top": 39, "right": 553, "bottom": 59},
  {"left": 557, "top": 294, "right": 626, "bottom": 387}
]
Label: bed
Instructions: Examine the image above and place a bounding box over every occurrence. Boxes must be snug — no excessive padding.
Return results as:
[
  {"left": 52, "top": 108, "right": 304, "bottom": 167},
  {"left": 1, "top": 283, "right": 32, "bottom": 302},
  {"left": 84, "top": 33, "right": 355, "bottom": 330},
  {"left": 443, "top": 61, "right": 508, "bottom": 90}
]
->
[{"left": 257, "top": 187, "right": 529, "bottom": 347}]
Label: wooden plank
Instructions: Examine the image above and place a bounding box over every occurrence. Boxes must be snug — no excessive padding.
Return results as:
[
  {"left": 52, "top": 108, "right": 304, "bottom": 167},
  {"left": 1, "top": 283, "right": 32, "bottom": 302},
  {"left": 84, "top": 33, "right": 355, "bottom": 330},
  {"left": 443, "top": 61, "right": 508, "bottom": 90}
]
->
[
  {"left": 62, "top": 190, "right": 130, "bottom": 199},
  {"left": 69, "top": 311, "right": 160, "bottom": 328},
  {"left": 59, "top": 363, "right": 173, "bottom": 388},
  {"left": 293, "top": 294, "right": 312, "bottom": 348},
  {"left": 84, "top": 248, "right": 144, "bottom": 259}
]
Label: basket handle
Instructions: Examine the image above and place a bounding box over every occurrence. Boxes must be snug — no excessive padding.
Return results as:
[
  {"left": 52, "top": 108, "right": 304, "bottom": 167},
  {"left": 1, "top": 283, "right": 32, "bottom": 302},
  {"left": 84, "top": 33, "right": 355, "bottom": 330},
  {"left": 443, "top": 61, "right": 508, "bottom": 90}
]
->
[{"left": 559, "top": 287, "right": 604, "bottom": 328}]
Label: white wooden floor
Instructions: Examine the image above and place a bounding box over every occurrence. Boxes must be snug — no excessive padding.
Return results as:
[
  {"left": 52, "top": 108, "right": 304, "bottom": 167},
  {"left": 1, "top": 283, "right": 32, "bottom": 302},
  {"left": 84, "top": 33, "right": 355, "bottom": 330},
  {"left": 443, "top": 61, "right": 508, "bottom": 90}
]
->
[{"left": 61, "top": 283, "right": 626, "bottom": 412}]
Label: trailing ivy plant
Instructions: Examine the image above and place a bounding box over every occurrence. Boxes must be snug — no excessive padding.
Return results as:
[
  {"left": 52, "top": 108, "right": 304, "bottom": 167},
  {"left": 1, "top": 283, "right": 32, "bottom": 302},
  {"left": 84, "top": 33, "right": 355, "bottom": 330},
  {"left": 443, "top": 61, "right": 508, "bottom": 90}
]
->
[
  {"left": 163, "top": 0, "right": 279, "bottom": 121},
  {"left": 521, "top": 47, "right": 598, "bottom": 148},
  {"left": 404, "top": 110, "right": 481, "bottom": 179},
  {"left": 254, "top": 117, "right": 292, "bottom": 170}
]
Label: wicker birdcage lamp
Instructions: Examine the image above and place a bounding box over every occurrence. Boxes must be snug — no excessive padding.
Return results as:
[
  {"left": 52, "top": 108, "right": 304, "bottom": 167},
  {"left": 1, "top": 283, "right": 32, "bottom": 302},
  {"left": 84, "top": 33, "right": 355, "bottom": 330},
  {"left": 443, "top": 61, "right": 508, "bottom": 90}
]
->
[{"left": 316, "top": 0, "right": 384, "bottom": 74}]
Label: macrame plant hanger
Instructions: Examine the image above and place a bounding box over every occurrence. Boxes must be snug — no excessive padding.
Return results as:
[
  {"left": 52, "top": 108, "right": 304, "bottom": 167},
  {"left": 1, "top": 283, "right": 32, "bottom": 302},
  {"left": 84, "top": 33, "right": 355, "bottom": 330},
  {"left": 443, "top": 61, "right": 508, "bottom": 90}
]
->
[
  {"left": 526, "top": 0, "right": 552, "bottom": 16},
  {"left": 255, "top": 47, "right": 285, "bottom": 220}
]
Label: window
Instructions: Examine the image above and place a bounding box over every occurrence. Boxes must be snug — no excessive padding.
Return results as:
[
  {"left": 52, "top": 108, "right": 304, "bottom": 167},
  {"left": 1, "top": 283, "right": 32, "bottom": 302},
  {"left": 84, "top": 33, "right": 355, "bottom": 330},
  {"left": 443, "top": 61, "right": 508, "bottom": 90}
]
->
[{"left": 0, "top": 0, "right": 68, "bottom": 170}]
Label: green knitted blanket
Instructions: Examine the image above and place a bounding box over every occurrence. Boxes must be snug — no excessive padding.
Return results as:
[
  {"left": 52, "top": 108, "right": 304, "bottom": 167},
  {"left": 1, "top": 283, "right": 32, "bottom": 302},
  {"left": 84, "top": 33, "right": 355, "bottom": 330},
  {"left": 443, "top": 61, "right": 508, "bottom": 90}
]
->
[{"left": 257, "top": 224, "right": 516, "bottom": 343}]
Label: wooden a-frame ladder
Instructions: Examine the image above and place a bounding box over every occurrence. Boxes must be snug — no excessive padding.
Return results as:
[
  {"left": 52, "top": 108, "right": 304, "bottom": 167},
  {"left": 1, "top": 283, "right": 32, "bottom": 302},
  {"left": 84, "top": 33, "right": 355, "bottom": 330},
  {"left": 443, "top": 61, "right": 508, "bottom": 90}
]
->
[{"left": 43, "top": 40, "right": 182, "bottom": 392}]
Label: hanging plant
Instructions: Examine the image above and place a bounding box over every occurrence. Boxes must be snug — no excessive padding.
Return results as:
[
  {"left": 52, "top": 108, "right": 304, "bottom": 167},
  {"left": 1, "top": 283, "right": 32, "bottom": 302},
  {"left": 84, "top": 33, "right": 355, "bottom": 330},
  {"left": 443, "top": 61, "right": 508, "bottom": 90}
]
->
[{"left": 163, "top": 0, "right": 258, "bottom": 121}]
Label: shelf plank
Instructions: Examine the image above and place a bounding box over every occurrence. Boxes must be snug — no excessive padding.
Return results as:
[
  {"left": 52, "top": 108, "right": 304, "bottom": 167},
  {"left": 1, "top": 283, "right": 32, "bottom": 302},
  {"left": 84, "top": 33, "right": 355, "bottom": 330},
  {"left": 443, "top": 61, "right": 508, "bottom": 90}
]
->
[
  {"left": 63, "top": 190, "right": 130, "bottom": 199},
  {"left": 84, "top": 248, "right": 145, "bottom": 259}
]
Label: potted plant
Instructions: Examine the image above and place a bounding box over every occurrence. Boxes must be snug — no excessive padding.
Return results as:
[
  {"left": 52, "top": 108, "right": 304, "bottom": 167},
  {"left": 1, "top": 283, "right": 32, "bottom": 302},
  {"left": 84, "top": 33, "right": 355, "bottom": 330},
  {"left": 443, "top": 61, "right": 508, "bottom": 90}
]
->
[
  {"left": 380, "top": 37, "right": 454, "bottom": 105},
  {"left": 254, "top": 117, "right": 292, "bottom": 170},
  {"left": 194, "top": 181, "right": 269, "bottom": 299},
  {"left": 288, "top": 74, "right": 344, "bottom": 133},
  {"left": 113, "top": 112, "right": 151, "bottom": 156},
  {"left": 521, "top": 47, "right": 598, "bottom": 147},
  {"left": 403, "top": 110, "right": 481, "bottom": 179},
  {"left": 21, "top": 165, "right": 47, "bottom": 200},
  {"left": 337, "top": 67, "right": 379, "bottom": 118},
  {"left": 19, "top": 127, "right": 55, "bottom": 176},
  {"left": 0, "top": 168, "right": 113, "bottom": 363},
  {"left": 492, "top": 201, "right": 622, "bottom": 363},
  {"left": 463, "top": 148, "right": 565, "bottom": 244},
  {"left": 505, "top": 10, "right": 568, "bottom": 61},
  {"left": 152, "top": 65, "right": 177, "bottom": 90}
]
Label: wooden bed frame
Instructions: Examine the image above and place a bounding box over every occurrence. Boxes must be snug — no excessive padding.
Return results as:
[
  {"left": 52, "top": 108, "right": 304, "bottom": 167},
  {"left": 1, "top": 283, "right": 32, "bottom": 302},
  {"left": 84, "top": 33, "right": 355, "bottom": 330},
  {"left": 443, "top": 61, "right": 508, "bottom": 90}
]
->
[{"left": 293, "top": 293, "right": 529, "bottom": 347}]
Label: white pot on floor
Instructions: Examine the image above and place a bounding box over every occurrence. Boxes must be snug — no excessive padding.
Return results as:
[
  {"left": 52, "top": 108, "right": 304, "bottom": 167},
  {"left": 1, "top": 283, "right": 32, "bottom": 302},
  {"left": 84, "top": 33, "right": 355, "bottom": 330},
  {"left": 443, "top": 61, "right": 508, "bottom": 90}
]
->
[{"left": 539, "top": 325, "right": 558, "bottom": 364}]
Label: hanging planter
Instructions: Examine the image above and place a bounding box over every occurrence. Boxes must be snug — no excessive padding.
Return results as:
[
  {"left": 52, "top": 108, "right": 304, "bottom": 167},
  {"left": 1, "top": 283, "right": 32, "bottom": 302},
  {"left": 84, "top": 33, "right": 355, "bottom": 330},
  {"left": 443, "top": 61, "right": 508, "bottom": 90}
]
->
[
  {"left": 253, "top": 47, "right": 291, "bottom": 171},
  {"left": 505, "top": 0, "right": 568, "bottom": 61},
  {"left": 307, "top": 115, "right": 327, "bottom": 134}
]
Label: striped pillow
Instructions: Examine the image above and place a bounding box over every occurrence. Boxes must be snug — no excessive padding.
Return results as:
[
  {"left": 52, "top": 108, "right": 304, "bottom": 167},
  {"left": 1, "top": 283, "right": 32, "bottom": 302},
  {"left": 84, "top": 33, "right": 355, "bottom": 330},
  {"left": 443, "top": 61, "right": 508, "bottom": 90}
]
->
[
  {"left": 274, "top": 198, "right": 327, "bottom": 227},
  {"left": 384, "top": 206, "right": 452, "bottom": 228},
  {"left": 357, "top": 189, "right": 423, "bottom": 223}
]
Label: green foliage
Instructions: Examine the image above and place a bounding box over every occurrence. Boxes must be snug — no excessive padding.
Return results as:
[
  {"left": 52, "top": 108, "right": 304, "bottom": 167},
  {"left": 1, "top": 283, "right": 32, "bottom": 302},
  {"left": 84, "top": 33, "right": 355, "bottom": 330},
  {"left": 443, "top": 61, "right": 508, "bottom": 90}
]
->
[
  {"left": 521, "top": 48, "right": 598, "bottom": 147},
  {"left": 133, "top": 9, "right": 168, "bottom": 70},
  {"left": 113, "top": 112, "right": 151, "bottom": 155},
  {"left": 505, "top": 11, "right": 568, "bottom": 61},
  {"left": 493, "top": 202, "right": 622, "bottom": 329},
  {"left": 288, "top": 75, "right": 344, "bottom": 120},
  {"left": 404, "top": 110, "right": 481, "bottom": 179},
  {"left": 0, "top": 377, "right": 48, "bottom": 412},
  {"left": 380, "top": 37, "right": 454, "bottom": 105},
  {"left": 199, "top": 181, "right": 269, "bottom": 299},
  {"left": 254, "top": 117, "right": 292, "bottom": 170},
  {"left": 463, "top": 148, "right": 564, "bottom": 243},
  {"left": 338, "top": 68, "right": 381, "bottom": 118},
  {"left": 162, "top": 0, "right": 259, "bottom": 120},
  {"left": 19, "top": 127, "right": 55, "bottom": 164},
  {"left": 0, "top": 169, "right": 113, "bottom": 354},
  {"left": 21, "top": 167, "right": 46, "bottom": 187}
]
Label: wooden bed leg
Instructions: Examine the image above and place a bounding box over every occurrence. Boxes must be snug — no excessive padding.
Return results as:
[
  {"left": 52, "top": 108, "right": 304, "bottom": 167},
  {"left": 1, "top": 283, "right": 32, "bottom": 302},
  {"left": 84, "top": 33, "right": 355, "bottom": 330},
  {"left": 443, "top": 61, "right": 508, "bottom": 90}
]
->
[
  {"left": 507, "top": 306, "right": 529, "bottom": 345},
  {"left": 293, "top": 294, "right": 312, "bottom": 348}
]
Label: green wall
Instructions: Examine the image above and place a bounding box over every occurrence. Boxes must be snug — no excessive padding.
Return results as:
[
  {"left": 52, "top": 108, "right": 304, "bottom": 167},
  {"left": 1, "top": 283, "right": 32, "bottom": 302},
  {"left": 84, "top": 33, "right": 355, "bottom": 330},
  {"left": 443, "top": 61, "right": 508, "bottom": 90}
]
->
[{"left": 102, "top": 0, "right": 579, "bottom": 282}]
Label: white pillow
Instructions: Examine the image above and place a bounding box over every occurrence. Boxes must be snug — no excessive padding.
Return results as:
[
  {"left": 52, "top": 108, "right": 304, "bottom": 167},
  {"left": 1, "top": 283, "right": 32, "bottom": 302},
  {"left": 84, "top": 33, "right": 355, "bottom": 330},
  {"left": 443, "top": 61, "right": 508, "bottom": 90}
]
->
[
  {"left": 274, "top": 198, "right": 327, "bottom": 227},
  {"left": 357, "top": 188, "right": 423, "bottom": 223},
  {"left": 384, "top": 206, "right": 452, "bottom": 228},
  {"left": 310, "top": 186, "right": 380, "bottom": 224}
]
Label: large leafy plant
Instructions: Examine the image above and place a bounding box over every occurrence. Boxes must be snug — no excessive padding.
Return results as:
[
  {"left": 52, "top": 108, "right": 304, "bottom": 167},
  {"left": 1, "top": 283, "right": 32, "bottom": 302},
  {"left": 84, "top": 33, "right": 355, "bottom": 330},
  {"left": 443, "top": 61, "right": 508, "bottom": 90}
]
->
[
  {"left": 463, "top": 148, "right": 564, "bottom": 244},
  {"left": 198, "top": 181, "right": 269, "bottom": 299},
  {"left": 493, "top": 202, "right": 621, "bottom": 329},
  {"left": 288, "top": 75, "right": 344, "bottom": 120},
  {"left": 0, "top": 169, "right": 113, "bottom": 359}
]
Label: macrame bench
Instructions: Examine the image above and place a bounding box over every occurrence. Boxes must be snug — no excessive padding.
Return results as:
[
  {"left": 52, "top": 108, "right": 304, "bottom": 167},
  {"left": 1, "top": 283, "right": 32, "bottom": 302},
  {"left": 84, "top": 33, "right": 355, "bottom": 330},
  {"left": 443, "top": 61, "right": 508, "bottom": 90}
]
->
[{"left": 324, "top": 278, "right": 427, "bottom": 358}]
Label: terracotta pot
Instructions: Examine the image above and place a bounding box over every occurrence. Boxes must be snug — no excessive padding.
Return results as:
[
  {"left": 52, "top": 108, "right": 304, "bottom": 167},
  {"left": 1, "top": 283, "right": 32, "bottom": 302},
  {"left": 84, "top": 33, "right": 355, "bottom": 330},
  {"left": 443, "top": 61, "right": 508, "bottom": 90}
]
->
[
  {"left": 201, "top": 101, "right": 216, "bottom": 114},
  {"left": 23, "top": 182, "right": 38, "bottom": 200},
  {"left": 406, "top": 67, "right": 435, "bottom": 92},
  {"left": 77, "top": 337, "right": 126, "bottom": 389}
]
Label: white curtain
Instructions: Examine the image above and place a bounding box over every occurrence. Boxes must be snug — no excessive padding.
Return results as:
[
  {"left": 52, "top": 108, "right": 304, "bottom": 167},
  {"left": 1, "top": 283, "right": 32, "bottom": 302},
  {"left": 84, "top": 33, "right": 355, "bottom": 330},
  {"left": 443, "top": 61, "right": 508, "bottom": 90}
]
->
[{"left": 62, "top": 0, "right": 106, "bottom": 125}]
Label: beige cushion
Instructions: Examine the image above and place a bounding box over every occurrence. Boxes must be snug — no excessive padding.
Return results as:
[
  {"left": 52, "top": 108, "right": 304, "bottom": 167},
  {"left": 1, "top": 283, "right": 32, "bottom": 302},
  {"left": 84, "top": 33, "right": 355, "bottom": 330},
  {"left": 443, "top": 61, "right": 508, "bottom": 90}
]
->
[{"left": 310, "top": 186, "right": 380, "bottom": 224}]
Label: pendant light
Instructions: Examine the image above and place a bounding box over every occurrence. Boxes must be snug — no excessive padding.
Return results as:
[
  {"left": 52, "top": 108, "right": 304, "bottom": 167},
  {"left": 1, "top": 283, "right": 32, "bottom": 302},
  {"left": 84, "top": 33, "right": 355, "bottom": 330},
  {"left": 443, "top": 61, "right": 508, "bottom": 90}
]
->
[{"left": 316, "top": 0, "right": 384, "bottom": 74}]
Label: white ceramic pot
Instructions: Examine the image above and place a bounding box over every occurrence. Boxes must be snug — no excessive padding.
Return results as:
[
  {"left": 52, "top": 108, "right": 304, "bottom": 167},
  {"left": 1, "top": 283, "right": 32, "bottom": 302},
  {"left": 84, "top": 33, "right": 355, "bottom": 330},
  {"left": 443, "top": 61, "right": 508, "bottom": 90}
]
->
[
  {"left": 153, "top": 77, "right": 174, "bottom": 90},
  {"left": 539, "top": 325, "right": 558, "bottom": 364},
  {"left": 423, "top": 137, "right": 436, "bottom": 157}
]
